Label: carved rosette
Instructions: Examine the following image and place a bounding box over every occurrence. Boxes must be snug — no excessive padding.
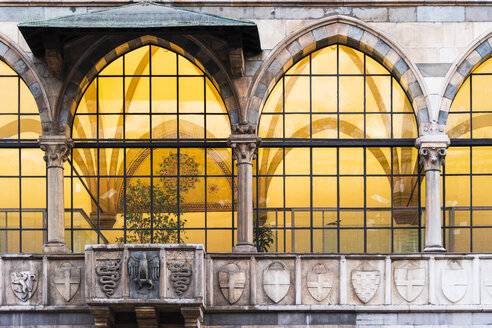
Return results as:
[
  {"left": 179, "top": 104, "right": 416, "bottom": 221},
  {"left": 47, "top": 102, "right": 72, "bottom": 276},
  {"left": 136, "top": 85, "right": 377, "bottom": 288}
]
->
[
  {"left": 419, "top": 147, "right": 447, "bottom": 172},
  {"left": 228, "top": 123, "right": 261, "bottom": 166},
  {"left": 39, "top": 136, "right": 73, "bottom": 169}
]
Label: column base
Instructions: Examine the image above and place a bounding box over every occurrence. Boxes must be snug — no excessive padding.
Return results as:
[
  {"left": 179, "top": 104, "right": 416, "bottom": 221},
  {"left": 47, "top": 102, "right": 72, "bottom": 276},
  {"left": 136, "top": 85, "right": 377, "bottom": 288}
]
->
[
  {"left": 233, "top": 243, "right": 257, "bottom": 253},
  {"left": 424, "top": 245, "right": 447, "bottom": 252},
  {"left": 43, "top": 242, "right": 70, "bottom": 253}
]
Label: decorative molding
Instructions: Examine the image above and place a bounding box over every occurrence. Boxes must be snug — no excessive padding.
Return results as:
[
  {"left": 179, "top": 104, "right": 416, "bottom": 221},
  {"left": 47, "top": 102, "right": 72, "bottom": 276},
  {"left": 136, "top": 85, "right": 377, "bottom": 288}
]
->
[
  {"left": 11, "top": 271, "right": 38, "bottom": 302},
  {"left": 39, "top": 135, "right": 73, "bottom": 169},
  {"left": 419, "top": 147, "right": 447, "bottom": 172},
  {"left": 228, "top": 130, "right": 261, "bottom": 165},
  {"left": 54, "top": 263, "right": 81, "bottom": 302}
]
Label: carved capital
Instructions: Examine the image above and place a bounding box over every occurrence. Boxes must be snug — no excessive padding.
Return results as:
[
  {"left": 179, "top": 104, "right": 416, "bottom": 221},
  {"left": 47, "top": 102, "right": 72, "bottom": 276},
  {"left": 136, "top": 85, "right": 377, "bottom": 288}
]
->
[
  {"left": 39, "top": 136, "right": 73, "bottom": 168},
  {"left": 228, "top": 134, "right": 261, "bottom": 165},
  {"left": 419, "top": 146, "right": 447, "bottom": 171}
]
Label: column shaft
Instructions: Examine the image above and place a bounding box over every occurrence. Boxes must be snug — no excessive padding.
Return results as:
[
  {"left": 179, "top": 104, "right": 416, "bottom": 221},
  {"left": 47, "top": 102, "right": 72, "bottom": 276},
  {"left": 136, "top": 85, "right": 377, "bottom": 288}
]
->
[{"left": 40, "top": 135, "right": 72, "bottom": 253}]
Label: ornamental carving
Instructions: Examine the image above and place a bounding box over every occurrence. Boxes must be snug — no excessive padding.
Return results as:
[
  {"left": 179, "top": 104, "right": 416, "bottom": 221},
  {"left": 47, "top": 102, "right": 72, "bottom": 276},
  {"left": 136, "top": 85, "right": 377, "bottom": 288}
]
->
[
  {"left": 441, "top": 260, "right": 468, "bottom": 303},
  {"left": 230, "top": 141, "right": 258, "bottom": 165},
  {"left": 351, "top": 262, "right": 380, "bottom": 304},
  {"left": 306, "top": 263, "right": 333, "bottom": 302},
  {"left": 95, "top": 260, "right": 121, "bottom": 297},
  {"left": 218, "top": 263, "right": 246, "bottom": 304},
  {"left": 263, "top": 262, "right": 290, "bottom": 303},
  {"left": 128, "top": 252, "right": 160, "bottom": 290},
  {"left": 54, "top": 263, "right": 81, "bottom": 302},
  {"left": 393, "top": 261, "right": 425, "bottom": 303},
  {"left": 39, "top": 137, "right": 73, "bottom": 168},
  {"left": 419, "top": 147, "right": 447, "bottom": 171},
  {"left": 11, "top": 271, "right": 38, "bottom": 302},
  {"left": 167, "top": 262, "right": 192, "bottom": 296}
]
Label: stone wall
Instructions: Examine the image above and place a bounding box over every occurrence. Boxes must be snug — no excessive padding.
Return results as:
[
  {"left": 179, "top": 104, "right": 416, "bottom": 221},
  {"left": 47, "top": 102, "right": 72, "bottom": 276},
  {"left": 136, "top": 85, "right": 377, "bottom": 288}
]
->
[{"left": 3, "top": 248, "right": 492, "bottom": 327}]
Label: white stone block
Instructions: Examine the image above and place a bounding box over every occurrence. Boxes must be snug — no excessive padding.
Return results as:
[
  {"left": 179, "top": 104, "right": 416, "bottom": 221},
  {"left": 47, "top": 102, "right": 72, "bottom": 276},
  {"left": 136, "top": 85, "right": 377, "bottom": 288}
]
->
[{"left": 396, "top": 23, "right": 443, "bottom": 48}]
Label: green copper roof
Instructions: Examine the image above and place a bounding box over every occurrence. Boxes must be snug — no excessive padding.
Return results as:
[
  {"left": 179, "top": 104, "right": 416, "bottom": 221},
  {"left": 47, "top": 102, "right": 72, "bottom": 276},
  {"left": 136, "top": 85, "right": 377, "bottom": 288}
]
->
[
  {"left": 19, "top": 2, "right": 256, "bottom": 29},
  {"left": 19, "top": 1, "right": 261, "bottom": 56}
]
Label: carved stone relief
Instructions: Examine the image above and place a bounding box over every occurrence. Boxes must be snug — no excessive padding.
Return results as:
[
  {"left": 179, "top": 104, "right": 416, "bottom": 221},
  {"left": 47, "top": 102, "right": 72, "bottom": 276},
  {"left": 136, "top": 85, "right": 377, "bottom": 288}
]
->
[
  {"left": 218, "top": 263, "right": 246, "bottom": 304},
  {"left": 393, "top": 261, "right": 425, "bottom": 303},
  {"left": 95, "top": 259, "right": 121, "bottom": 298},
  {"left": 11, "top": 271, "right": 38, "bottom": 302},
  {"left": 263, "top": 261, "right": 290, "bottom": 304},
  {"left": 351, "top": 262, "right": 380, "bottom": 304},
  {"left": 306, "top": 263, "right": 333, "bottom": 302},
  {"left": 128, "top": 251, "right": 160, "bottom": 299},
  {"left": 167, "top": 250, "right": 194, "bottom": 297},
  {"left": 54, "top": 263, "right": 81, "bottom": 302},
  {"left": 167, "top": 262, "right": 192, "bottom": 296},
  {"left": 441, "top": 260, "right": 468, "bottom": 303}
]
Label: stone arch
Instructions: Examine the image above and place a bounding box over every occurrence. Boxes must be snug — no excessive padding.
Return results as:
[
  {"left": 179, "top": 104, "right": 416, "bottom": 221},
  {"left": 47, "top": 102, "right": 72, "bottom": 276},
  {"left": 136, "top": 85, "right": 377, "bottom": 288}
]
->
[
  {"left": 247, "top": 15, "right": 430, "bottom": 133},
  {"left": 439, "top": 30, "right": 492, "bottom": 125},
  {"left": 58, "top": 34, "right": 240, "bottom": 128},
  {"left": 0, "top": 32, "right": 51, "bottom": 125}
]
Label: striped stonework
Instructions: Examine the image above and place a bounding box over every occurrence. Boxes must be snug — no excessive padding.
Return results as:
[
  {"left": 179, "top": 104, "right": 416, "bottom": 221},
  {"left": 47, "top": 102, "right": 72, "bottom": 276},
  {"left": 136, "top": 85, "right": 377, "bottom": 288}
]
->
[
  {"left": 439, "top": 33, "right": 492, "bottom": 126},
  {"left": 0, "top": 35, "right": 50, "bottom": 126},
  {"left": 246, "top": 15, "right": 431, "bottom": 135}
]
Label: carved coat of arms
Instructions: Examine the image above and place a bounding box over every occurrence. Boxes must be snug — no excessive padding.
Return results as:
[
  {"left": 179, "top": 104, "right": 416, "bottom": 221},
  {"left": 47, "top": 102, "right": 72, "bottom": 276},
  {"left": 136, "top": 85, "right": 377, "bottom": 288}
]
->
[
  {"left": 167, "top": 262, "right": 192, "bottom": 296},
  {"left": 128, "top": 252, "right": 160, "bottom": 290},
  {"left": 218, "top": 263, "right": 246, "bottom": 304},
  {"left": 441, "top": 260, "right": 468, "bottom": 303},
  {"left": 351, "top": 263, "right": 380, "bottom": 304},
  {"left": 95, "top": 260, "right": 121, "bottom": 297},
  {"left": 11, "top": 271, "right": 38, "bottom": 302},
  {"left": 54, "top": 263, "right": 81, "bottom": 302},
  {"left": 263, "top": 262, "right": 290, "bottom": 303},
  {"left": 306, "top": 263, "right": 333, "bottom": 302},
  {"left": 394, "top": 261, "right": 425, "bottom": 303}
]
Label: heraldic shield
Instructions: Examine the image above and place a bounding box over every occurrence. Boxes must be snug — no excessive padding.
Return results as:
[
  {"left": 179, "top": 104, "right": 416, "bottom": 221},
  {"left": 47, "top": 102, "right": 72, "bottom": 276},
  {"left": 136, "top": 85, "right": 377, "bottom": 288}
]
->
[
  {"left": 394, "top": 261, "right": 425, "bottom": 303},
  {"left": 11, "top": 271, "right": 38, "bottom": 302},
  {"left": 441, "top": 260, "right": 468, "bottom": 303},
  {"left": 54, "top": 263, "right": 81, "bottom": 302},
  {"left": 351, "top": 263, "right": 380, "bottom": 304},
  {"left": 263, "top": 261, "right": 290, "bottom": 303},
  {"left": 306, "top": 263, "right": 333, "bottom": 302},
  {"left": 218, "top": 263, "right": 246, "bottom": 304}
]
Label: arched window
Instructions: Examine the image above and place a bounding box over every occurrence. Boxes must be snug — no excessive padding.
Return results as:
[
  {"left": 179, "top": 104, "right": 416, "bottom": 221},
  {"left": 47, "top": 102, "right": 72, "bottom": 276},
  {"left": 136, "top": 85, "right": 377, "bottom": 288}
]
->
[
  {"left": 444, "top": 57, "right": 492, "bottom": 252},
  {"left": 67, "top": 44, "right": 234, "bottom": 252},
  {"left": 0, "top": 60, "right": 44, "bottom": 253},
  {"left": 255, "top": 45, "right": 421, "bottom": 253}
]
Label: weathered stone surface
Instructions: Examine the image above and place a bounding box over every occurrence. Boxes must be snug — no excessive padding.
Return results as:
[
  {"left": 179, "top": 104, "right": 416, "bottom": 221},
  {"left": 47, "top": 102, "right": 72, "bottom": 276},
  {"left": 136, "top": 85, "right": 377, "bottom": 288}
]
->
[
  {"left": 256, "top": 259, "right": 295, "bottom": 305},
  {"left": 465, "top": 6, "right": 492, "bottom": 22},
  {"left": 388, "top": 7, "right": 417, "bottom": 22},
  {"left": 49, "top": 259, "right": 85, "bottom": 305},
  {"left": 353, "top": 8, "right": 388, "bottom": 22},
  {"left": 435, "top": 258, "right": 473, "bottom": 304},
  {"left": 3, "top": 259, "right": 42, "bottom": 306},
  {"left": 301, "top": 259, "right": 339, "bottom": 305},
  {"left": 346, "top": 259, "right": 384, "bottom": 305},
  {"left": 392, "top": 260, "right": 428, "bottom": 305},
  {"left": 417, "top": 6, "right": 465, "bottom": 22}
]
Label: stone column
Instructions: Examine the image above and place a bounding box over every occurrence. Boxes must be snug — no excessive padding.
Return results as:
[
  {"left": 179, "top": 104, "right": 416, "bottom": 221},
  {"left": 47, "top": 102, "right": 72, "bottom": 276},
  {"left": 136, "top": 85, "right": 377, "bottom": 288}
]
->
[
  {"left": 416, "top": 129, "right": 449, "bottom": 253},
  {"left": 228, "top": 124, "right": 261, "bottom": 253},
  {"left": 39, "top": 135, "right": 73, "bottom": 253}
]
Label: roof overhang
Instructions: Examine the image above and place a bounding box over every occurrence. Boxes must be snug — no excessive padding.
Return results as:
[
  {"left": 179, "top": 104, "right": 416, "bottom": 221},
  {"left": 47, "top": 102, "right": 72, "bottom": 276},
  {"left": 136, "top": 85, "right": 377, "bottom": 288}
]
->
[{"left": 18, "top": 2, "right": 261, "bottom": 58}]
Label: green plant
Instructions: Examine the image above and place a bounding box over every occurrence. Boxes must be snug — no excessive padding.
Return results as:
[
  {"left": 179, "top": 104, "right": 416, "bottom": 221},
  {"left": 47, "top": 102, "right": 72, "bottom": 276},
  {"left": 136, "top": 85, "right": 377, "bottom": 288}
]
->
[
  {"left": 116, "top": 153, "right": 199, "bottom": 244},
  {"left": 253, "top": 215, "right": 274, "bottom": 252}
]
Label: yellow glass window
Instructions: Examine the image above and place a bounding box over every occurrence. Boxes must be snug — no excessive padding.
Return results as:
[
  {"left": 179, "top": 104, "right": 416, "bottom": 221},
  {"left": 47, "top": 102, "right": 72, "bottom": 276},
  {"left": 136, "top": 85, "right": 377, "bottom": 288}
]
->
[
  {"left": 444, "top": 57, "right": 492, "bottom": 252},
  {"left": 256, "top": 45, "right": 420, "bottom": 253},
  {"left": 69, "top": 45, "right": 233, "bottom": 252},
  {"left": 0, "top": 60, "right": 44, "bottom": 253}
]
